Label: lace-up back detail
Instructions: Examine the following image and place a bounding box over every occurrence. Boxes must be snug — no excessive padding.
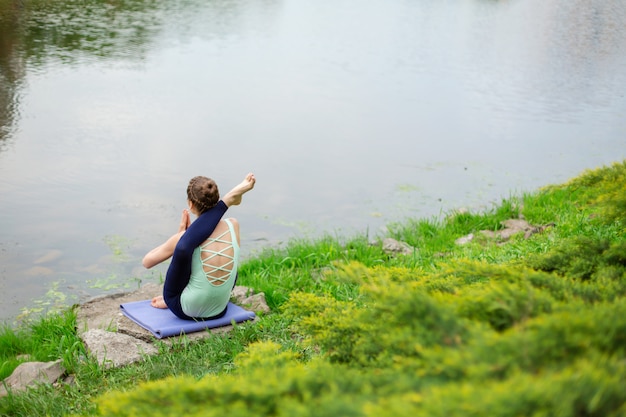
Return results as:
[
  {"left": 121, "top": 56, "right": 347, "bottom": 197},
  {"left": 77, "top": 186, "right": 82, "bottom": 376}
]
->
[{"left": 199, "top": 219, "right": 239, "bottom": 285}]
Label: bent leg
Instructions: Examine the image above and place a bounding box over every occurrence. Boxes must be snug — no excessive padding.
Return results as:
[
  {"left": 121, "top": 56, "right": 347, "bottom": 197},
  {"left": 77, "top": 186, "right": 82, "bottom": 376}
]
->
[
  {"left": 163, "top": 200, "right": 228, "bottom": 319},
  {"left": 222, "top": 173, "right": 255, "bottom": 207}
]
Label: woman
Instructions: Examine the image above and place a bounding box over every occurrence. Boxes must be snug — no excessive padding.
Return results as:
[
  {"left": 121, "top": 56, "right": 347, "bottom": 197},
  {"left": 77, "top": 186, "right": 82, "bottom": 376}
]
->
[{"left": 142, "top": 172, "right": 256, "bottom": 320}]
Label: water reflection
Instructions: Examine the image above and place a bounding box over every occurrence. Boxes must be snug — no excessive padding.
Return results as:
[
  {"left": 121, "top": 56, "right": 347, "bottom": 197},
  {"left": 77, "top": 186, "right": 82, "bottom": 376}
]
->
[
  {"left": 0, "top": 0, "right": 624, "bottom": 321},
  {"left": 0, "top": 1, "right": 23, "bottom": 146},
  {"left": 0, "top": 0, "right": 280, "bottom": 142},
  {"left": 4, "top": 0, "right": 159, "bottom": 64},
  {"left": 0, "top": 0, "right": 157, "bottom": 148}
]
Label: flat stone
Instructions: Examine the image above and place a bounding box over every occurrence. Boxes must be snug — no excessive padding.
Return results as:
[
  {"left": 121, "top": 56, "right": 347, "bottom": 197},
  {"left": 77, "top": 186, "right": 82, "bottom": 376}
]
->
[
  {"left": 74, "top": 283, "right": 268, "bottom": 367},
  {"left": 479, "top": 230, "right": 496, "bottom": 239},
  {"left": 81, "top": 329, "right": 158, "bottom": 368},
  {"left": 455, "top": 233, "right": 474, "bottom": 245},
  {"left": 500, "top": 219, "right": 534, "bottom": 231},
  {"left": 34, "top": 249, "right": 63, "bottom": 264},
  {"left": 23, "top": 266, "right": 54, "bottom": 276},
  {"left": 455, "top": 219, "right": 555, "bottom": 246},
  {"left": 0, "top": 360, "right": 65, "bottom": 398},
  {"left": 497, "top": 227, "right": 520, "bottom": 241},
  {"left": 76, "top": 282, "right": 163, "bottom": 334},
  {"left": 240, "top": 293, "right": 271, "bottom": 315},
  {"left": 231, "top": 286, "right": 255, "bottom": 300},
  {"left": 382, "top": 238, "right": 415, "bottom": 255}
]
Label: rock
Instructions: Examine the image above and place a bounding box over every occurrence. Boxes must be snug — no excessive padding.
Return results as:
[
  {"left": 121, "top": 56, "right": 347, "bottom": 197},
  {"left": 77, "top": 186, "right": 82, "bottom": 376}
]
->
[
  {"left": 0, "top": 360, "right": 65, "bottom": 398},
  {"left": 58, "top": 374, "right": 76, "bottom": 387},
  {"left": 240, "top": 293, "right": 271, "bottom": 315},
  {"left": 34, "top": 249, "right": 63, "bottom": 264},
  {"left": 23, "top": 266, "right": 54, "bottom": 276},
  {"left": 524, "top": 222, "right": 555, "bottom": 239},
  {"left": 116, "top": 316, "right": 157, "bottom": 343},
  {"left": 500, "top": 219, "right": 534, "bottom": 233},
  {"left": 497, "top": 227, "right": 520, "bottom": 241},
  {"left": 231, "top": 286, "right": 270, "bottom": 314},
  {"left": 455, "top": 219, "right": 556, "bottom": 246},
  {"left": 74, "top": 283, "right": 268, "bottom": 367},
  {"left": 231, "top": 286, "right": 255, "bottom": 301},
  {"left": 382, "top": 238, "right": 415, "bottom": 255},
  {"left": 75, "top": 282, "right": 163, "bottom": 334},
  {"left": 455, "top": 233, "right": 474, "bottom": 245},
  {"left": 497, "top": 219, "right": 555, "bottom": 242},
  {"left": 479, "top": 230, "right": 496, "bottom": 239},
  {"left": 81, "top": 329, "right": 158, "bottom": 368}
]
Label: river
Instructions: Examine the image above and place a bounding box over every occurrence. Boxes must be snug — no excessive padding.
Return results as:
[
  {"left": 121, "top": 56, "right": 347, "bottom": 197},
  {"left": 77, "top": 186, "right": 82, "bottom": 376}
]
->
[{"left": 0, "top": 0, "right": 625, "bottom": 321}]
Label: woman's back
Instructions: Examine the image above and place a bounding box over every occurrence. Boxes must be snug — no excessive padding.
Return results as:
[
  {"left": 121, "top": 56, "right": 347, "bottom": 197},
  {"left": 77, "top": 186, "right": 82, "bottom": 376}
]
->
[{"left": 180, "top": 218, "right": 240, "bottom": 318}]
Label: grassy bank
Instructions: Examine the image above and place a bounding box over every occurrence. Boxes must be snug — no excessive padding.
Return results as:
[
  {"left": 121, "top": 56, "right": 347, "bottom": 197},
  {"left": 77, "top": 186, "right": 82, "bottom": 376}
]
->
[{"left": 1, "top": 161, "right": 625, "bottom": 417}]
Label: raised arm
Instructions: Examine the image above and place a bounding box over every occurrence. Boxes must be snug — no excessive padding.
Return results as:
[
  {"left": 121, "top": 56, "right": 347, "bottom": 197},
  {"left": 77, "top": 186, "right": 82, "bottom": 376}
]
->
[
  {"left": 142, "top": 209, "right": 191, "bottom": 268},
  {"left": 142, "top": 231, "right": 183, "bottom": 269}
]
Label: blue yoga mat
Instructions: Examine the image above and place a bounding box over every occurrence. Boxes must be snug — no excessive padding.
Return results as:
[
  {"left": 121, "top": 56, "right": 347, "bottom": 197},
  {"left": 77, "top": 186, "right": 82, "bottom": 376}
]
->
[{"left": 120, "top": 300, "right": 256, "bottom": 339}]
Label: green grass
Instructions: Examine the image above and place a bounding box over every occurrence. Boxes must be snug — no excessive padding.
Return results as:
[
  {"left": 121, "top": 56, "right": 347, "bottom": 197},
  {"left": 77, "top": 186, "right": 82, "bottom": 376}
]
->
[{"left": 0, "top": 161, "right": 625, "bottom": 417}]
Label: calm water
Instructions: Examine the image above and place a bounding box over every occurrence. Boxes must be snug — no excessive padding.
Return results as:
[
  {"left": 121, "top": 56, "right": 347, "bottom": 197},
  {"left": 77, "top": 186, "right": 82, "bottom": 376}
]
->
[{"left": 0, "top": 0, "right": 625, "bottom": 321}]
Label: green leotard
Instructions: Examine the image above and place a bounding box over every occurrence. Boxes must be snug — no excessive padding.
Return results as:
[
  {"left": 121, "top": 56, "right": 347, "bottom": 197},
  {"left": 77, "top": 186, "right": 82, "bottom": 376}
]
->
[{"left": 180, "top": 219, "right": 239, "bottom": 318}]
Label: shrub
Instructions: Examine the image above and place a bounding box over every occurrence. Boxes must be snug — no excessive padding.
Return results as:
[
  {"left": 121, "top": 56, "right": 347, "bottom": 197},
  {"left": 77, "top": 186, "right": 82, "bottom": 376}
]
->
[{"left": 364, "top": 355, "right": 626, "bottom": 417}]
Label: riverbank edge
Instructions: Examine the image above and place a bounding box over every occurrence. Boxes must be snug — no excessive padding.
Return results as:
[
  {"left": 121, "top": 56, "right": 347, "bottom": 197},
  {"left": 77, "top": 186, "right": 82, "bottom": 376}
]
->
[{"left": 0, "top": 160, "right": 620, "bottom": 416}]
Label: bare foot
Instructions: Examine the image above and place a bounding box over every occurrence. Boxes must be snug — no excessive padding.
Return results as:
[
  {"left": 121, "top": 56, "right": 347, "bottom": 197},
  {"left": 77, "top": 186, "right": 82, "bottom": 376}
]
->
[
  {"left": 223, "top": 173, "right": 256, "bottom": 207},
  {"left": 151, "top": 295, "right": 168, "bottom": 309}
]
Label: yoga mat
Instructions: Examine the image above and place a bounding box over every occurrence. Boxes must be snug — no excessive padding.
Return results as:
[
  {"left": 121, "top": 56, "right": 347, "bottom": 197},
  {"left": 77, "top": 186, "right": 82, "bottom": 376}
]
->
[{"left": 120, "top": 300, "right": 256, "bottom": 339}]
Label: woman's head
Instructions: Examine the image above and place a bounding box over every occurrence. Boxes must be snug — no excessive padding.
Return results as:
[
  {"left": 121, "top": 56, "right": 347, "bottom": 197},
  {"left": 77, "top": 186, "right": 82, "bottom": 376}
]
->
[{"left": 187, "top": 176, "right": 220, "bottom": 215}]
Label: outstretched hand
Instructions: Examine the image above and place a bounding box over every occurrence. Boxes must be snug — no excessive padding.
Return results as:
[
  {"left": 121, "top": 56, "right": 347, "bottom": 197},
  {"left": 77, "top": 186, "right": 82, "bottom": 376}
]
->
[{"left": 178, "top": 209, "right": 191, "bottom": 233}]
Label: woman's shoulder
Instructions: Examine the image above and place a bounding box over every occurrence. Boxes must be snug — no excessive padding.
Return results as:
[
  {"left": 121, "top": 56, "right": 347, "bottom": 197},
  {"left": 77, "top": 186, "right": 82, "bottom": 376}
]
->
[
  {"left": 208, "top": 218, "right": 239, "bottom": 235},
  {"left": 225, "top": 218, "right": 240, "bottom": 235},
  {"left": 225, "top": 217, "right": 239, "bottom": 226}
]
